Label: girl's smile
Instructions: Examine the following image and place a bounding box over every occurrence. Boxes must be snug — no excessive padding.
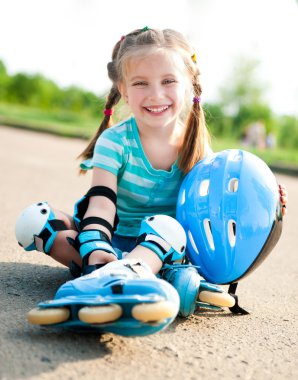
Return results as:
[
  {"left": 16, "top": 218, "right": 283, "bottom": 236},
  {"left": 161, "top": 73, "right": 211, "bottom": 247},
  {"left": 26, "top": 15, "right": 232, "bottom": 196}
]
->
[{"left": 144, "top": 105, "right": 171, "bottom": 115}]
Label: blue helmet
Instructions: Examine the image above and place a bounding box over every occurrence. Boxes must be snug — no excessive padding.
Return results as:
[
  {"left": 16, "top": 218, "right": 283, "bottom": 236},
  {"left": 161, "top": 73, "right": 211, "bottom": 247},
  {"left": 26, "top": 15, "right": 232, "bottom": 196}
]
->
[{"left": 176, "top": 149, "right": 283, "bottom": 284}]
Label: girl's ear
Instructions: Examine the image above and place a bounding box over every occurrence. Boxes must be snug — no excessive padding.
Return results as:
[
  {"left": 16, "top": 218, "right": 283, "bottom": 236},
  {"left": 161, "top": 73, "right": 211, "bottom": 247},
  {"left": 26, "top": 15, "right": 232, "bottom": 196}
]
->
[{"left": 118, "top": 83, "right": 128, "bottom": 103}]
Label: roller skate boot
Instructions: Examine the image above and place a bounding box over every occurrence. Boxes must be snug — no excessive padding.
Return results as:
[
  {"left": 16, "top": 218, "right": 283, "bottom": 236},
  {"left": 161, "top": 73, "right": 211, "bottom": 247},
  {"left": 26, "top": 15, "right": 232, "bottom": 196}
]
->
[
  {"left": 27, "top": 259, "right": 180, "bottom": 336},
  {"left": 161, "top": 264, "right": 235, "bottom": 317}
]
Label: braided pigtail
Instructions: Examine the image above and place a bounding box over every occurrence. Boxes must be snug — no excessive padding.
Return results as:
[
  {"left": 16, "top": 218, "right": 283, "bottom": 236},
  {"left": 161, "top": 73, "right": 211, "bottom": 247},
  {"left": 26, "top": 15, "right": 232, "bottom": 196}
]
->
[
  {"left": 178, "top": 77, "right": 209, "bottom": 173},
  {"left": 78, "top": 41, "right": 123, "bottom": 166},
  {"left": 79, "top": 86, "right": 121, "bottom": 164}
]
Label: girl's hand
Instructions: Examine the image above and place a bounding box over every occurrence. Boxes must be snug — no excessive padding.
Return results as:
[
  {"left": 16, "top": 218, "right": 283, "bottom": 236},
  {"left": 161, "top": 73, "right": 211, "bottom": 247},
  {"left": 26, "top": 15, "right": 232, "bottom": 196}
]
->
[{"left": 279, "top": 184, "right": 288, "bottom": 216}]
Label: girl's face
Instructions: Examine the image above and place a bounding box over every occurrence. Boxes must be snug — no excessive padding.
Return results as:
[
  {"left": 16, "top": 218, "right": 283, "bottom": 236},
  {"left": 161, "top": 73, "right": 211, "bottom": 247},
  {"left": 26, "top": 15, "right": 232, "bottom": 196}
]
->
[{"left": 119, "top": 50, "right": 190, "bottom": 133}]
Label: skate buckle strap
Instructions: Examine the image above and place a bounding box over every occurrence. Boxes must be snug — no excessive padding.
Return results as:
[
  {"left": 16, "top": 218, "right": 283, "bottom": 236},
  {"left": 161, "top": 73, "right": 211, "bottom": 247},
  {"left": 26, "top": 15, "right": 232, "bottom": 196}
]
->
[{"left": 123, "top": 261, "right": 155, "bottom": 279}]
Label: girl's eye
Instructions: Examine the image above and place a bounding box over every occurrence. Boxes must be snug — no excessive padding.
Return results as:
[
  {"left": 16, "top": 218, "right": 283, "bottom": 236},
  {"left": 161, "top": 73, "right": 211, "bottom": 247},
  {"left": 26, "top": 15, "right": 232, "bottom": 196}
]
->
[
  {"left": 163, "top": 79, "right": 176, "bottom": 85},
  {"left": 132, "top": 81, "right": 147, "bottom": 87}
]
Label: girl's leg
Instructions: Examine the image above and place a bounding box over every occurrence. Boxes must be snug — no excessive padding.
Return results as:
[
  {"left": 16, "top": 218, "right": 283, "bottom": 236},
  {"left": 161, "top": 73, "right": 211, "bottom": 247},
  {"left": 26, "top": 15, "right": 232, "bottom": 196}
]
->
[
  {"left": 111, "top": 234, "right": 137, "bottom": 253},
  {"left": 47, "top": 208, "right": 82, "bottom": 268},
  {"left": 126, "top": 246, "right": 163, "bottom": 274},
  {"left": 124, "top": 215, "right": 186, "bottom": 274},
  {"left": 111, "top": 233, "right": 165, "bottom": 273},
  {"left": 15, "top": 202, "right": 81, "bottom": 268}
]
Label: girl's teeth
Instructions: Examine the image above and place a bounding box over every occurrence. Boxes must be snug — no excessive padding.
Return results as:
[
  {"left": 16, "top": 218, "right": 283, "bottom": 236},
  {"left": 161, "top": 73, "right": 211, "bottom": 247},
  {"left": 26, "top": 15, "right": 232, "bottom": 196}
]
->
[{"left": 146, "top": 106, "right": 169, "bottom": 113}]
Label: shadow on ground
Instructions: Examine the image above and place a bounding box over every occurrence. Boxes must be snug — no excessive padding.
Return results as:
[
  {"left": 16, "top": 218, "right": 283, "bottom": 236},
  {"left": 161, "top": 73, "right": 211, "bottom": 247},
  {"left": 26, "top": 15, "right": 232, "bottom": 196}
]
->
[{"left": 0, "top": 262, "right": 114, "bottom": 379}]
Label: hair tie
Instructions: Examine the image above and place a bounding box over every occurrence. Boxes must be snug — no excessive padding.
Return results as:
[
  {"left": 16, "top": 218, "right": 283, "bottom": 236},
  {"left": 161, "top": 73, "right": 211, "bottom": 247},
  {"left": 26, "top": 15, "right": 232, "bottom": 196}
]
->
[
  {"left": 104, "top": 108, "right": 113, "bottom": 116},
  {"left": 193, "top": 96, "right": 201, "bottom": 104},
  {"left": 141, "top": 26, "right": 150, "bottom": 32},
  {"left": 191, "top": 53, "right": 197, "bottom": 63},
  {"left": 120, "top": 35, "right": 125, "bottom": 43}
]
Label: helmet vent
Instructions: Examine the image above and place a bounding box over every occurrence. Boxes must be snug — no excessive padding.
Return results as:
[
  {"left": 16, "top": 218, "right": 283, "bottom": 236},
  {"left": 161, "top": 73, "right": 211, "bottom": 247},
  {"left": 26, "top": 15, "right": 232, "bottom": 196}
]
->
[
  {"left": 228, "top": 178, "right": 238, "bottom": 192},
  {"left": 199, "top": 180, "right": 210, "bottom": 196},
  {"left": 188, "top": 230, "right": 199, "bottom": 254},
  {"left": 228, "top": 220, "right": 236, "bottom": 247},
  {"left": 180, "top": 190, "right": 186, "bottom": 205},
  {"left": 204, "top": 219, "right": 215, "bottom": 250}
]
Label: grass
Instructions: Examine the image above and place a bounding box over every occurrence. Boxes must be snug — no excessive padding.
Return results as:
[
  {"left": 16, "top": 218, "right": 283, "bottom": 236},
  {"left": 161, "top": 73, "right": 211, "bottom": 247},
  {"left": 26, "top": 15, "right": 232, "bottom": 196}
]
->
[
  {"left": 1, "top": 102, "right": 298, "bottom": 170},
  {"left": 0, "top": 102, "right": 99, "bottom": 139}
]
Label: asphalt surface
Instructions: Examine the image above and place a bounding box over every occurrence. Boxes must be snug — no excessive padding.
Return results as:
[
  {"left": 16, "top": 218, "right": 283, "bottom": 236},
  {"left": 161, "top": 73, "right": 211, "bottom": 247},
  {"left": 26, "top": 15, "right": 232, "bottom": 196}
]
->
[{"left": 0, "top": 126, "right": 297, "bottom": 380}]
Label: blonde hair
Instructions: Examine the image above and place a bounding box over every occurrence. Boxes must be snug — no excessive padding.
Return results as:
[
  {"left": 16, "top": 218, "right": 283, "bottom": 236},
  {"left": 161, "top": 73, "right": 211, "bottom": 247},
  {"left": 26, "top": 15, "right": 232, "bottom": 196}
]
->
[{"left": 79, "top": 28, "right": 210, "bottom": 173}]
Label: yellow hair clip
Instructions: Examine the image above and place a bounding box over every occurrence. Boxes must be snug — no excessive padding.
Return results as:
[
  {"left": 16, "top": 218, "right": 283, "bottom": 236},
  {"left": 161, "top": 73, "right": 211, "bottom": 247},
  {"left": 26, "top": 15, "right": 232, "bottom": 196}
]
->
[{"left": 191, "top": 53, "right": 197, "bottom": 63}]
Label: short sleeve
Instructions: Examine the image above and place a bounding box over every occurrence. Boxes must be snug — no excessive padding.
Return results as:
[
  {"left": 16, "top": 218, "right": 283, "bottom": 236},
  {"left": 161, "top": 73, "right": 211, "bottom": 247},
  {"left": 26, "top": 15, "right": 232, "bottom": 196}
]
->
[{"left": 80, "top": 128, "right": 126, "bottom": 176}]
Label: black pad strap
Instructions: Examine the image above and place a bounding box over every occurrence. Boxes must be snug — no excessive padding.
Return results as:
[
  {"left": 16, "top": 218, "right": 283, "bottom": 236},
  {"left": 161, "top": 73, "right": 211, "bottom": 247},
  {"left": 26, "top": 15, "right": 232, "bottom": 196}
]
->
[
  {"left": 38, "top": 220, "right": 67, "bottom": 256},
  {"left": 38, "top": 228, "right": 52, "bottom": 255},
  {"left": 49, "top": 219, "right": 67, "bottom": 231},
  {"left": 84, "top": 186, "right": 119, "bottom": 231},
  {"left": 86, "top": 186, "right": 117, "bottom": 206},
  {"left": 80, "top": 216, "right": 114, "bottom": 236}
]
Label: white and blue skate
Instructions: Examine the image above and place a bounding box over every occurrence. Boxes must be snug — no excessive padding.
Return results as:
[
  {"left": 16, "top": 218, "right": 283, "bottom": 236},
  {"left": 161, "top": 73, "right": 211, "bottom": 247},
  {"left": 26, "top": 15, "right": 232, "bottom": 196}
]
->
[
  {"left": 161, "top": 264, "right": 235, "bottom": 317},
  {"left": 27, "top": 259, "right": 180, "bottom": 337}
]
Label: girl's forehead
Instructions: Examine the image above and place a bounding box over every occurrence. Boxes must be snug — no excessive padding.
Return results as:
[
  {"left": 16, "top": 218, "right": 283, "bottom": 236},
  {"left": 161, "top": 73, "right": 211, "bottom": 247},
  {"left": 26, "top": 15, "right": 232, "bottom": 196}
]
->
[{"left": 124, "top": 49, "right": 186, "bottom": 77}]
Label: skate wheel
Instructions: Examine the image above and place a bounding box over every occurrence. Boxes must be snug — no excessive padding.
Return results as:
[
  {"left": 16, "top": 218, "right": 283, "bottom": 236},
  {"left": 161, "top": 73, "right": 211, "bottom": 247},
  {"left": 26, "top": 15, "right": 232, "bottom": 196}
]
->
[
  {"left": 198, "top": 291, "right": 235, "bottom": 308},
  {"left": 78, "top": 304, "right": 122, "bottom": 324},
  {"left": 27, "top": 307, "right": 70, "bottom": 325},
  {"left": 132, "top": 301, "right": 176, "bottom": 323}
]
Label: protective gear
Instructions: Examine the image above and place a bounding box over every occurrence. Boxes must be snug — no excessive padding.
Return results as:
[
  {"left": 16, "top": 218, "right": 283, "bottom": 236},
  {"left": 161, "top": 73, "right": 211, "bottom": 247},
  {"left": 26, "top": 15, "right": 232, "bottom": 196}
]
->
[
  {"left": 177, "top": 149, "right": 283, "bottom": 284},
  {"left": 71, "top": 186, "right": 120, "bottom": 276},
  {"left": 67, "top": 229, "right": 118, "bottom": 277},
  {"left": 161, "top": 265, "right": 200, "bottom": 317},
  {"left": 15, "top": 202, "right": 67, "bottom": 254},
  {"left": 78, "top": 230, "right": 117, "bottom": 260},
  {"left": 136, "top": 215, "right": 186, "bottom": 264},
  {"left": 73, "top": 186, "right": 118, "bottom": 234},
  {"left": 27, "top": 259, "right": 180, "bottom": 337},
  {"left": 161, "top": 264, "right": 236, "bottom": 317}
]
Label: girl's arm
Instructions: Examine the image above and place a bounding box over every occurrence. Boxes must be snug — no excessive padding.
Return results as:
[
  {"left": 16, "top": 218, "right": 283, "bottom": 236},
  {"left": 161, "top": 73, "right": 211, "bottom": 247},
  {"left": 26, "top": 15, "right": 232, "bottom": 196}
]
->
[{"left": 82, "top": 167, "right": 118, "bottom": 265}]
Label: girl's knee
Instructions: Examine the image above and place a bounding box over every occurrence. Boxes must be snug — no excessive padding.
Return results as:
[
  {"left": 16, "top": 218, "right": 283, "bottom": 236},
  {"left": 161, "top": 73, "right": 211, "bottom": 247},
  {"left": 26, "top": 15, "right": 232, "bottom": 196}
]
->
[
  {"left": 135, "top": 215, "right": 186, "bottom": 265},
  {"left": 15, "top": 201, "right": 74, "bottom": 255}
]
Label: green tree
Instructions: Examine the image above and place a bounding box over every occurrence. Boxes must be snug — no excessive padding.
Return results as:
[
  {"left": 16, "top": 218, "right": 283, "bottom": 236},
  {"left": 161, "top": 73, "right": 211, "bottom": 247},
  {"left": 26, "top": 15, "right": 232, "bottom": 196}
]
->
[
  {"left": 278, "top": 115, "right": 298, "bottom": 149},
  {"left": 218, "top": 55, "right": 267, "bottom": 115},
  {"left": 7, "top": 73, "right": 39, "bottom": 104},
  {"left": 204, "top": 102, "right": 233, "bottom": 137},
  {"left": 233, "top": 103, "right": 274, "bottom": 139},
  {"left": 216, "top": 55, "right": 273, "bottom": 138},
  {"left": 0, "top": 60, "right": 10, "bottom": 100}
]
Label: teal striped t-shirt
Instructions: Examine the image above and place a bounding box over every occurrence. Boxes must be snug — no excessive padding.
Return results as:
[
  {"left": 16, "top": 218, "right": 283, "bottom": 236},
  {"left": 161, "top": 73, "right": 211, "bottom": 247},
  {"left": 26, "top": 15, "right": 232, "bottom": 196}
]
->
[{"left": 80, "top": 116, "right": 184, "bottom": 237}]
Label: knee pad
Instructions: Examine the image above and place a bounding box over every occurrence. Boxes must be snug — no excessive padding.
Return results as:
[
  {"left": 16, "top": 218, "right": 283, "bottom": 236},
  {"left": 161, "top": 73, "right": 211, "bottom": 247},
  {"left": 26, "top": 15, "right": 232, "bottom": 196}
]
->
[
  {"left": 136, "top": 215, "right": 186, "bottom": 264},
  {"left": 15, "top": 202, "right": 67, "bottom": 254}
]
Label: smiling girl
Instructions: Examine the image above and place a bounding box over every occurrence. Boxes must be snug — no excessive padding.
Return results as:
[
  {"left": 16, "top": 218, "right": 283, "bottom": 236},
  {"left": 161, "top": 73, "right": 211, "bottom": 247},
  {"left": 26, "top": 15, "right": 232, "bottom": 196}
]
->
[{"left": 16, "top": 27, "right": 287, "bottom": 333}]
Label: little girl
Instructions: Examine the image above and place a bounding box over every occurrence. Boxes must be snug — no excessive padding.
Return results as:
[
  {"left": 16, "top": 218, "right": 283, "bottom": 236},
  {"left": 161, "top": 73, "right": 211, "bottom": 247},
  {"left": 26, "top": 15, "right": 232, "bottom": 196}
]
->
[
  {"left": 17, "top": 27, "right": 210, "bottom": 272},
  {"left": 16, "top": 27, "right": 287, "bottom": 333}
]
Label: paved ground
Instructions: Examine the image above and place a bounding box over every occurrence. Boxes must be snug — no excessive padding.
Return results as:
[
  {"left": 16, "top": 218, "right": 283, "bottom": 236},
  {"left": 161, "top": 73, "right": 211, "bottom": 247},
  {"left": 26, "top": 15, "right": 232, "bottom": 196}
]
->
[{"left": 0, "top": 126, "right": 297, "bottom": 380}]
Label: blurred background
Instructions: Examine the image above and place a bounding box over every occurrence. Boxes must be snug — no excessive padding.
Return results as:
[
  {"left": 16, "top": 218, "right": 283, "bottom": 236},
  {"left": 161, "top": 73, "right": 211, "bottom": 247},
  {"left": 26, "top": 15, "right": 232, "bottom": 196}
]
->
[{"left": 0, "top": 0, "right": 297, "bottom": 167}]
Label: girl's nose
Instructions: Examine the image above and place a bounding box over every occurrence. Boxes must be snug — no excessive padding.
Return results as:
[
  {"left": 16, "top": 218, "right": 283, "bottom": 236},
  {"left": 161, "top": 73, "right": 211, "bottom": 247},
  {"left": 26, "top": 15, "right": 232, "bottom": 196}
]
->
[{"left": 148, "top": 83, "right": 163, "bottom": 101}]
